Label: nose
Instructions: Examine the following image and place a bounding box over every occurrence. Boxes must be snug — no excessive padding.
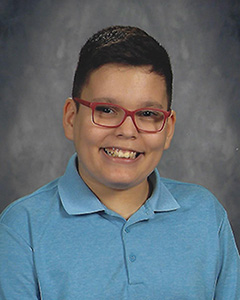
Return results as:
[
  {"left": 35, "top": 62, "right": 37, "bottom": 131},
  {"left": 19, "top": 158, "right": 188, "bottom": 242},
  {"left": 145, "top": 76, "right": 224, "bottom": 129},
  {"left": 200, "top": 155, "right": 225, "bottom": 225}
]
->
[{"left": 114, "top": 115, "right": 138, "bottom": 138}]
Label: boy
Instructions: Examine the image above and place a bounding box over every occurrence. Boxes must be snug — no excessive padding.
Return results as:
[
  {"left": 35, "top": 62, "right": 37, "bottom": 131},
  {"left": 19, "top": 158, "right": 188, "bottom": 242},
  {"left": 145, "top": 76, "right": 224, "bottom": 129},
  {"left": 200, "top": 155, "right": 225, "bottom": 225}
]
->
[{"left": 0, "top": 25, "right": 239, "bottom": 299}]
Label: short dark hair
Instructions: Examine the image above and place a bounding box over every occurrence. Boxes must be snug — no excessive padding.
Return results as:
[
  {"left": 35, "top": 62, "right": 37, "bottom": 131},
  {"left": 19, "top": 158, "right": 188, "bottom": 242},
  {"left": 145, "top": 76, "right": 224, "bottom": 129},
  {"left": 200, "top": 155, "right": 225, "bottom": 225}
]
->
[{"left": 72, "top": 25, "right": 173, "bottom": 110}]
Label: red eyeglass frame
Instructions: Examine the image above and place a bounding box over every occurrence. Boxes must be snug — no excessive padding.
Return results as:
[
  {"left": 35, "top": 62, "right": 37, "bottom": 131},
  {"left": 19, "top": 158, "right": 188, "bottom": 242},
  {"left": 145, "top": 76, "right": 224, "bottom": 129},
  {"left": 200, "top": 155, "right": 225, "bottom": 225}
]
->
[{"left": 73, "top": 97, "right": 172, "bottom": 133}]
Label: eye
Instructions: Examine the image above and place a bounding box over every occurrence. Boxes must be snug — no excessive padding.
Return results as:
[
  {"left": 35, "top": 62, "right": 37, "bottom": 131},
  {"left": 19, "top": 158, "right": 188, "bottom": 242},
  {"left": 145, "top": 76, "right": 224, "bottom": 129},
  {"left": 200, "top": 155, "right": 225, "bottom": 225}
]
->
[
  {"left": 136, "top": 109, "right": 165, "bottom": 123},
  {"left": 137, "top": 110, "right": 162, "bottom": 118},
  {"left": 95, "top": 105, "right": 116, "bottom": 114},
  {"left": 141, "top": 110, "right": 158, "bottom": 117}
]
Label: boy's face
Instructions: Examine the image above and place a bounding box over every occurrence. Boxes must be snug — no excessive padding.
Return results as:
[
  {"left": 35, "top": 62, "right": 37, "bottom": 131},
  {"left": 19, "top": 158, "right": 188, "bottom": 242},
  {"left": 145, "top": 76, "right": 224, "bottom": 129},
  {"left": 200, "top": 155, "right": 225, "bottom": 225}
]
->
[{"left": 63, "top": 64, "right": 175, "bottom": 191}]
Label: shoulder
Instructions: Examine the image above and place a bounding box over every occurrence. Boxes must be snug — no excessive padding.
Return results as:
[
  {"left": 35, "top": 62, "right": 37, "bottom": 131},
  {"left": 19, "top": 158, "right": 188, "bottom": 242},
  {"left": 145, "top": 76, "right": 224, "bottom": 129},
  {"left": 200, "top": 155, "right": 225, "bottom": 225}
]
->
[
  {"left": 161, "top": 177, "right": 226, "bottom": 224},
  {"left": 1, "top": 178, "right": 60, "bottom": 220},
  {"left": 161, "top": 177, "right": 219, "bottom": 202},
  {"left": 161, "top": 177, "right": 215, "bottom": 198},
  {"left": 0, "top": 178, "right": 61, "bottom": 243}
]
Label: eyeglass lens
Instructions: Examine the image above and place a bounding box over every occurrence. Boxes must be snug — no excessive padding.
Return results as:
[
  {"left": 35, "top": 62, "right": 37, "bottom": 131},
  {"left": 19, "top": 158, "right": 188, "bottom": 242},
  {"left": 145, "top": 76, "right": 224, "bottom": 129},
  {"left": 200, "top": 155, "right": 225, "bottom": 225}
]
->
[{"left": 93, "top": 104, "right": 165, "bottom": 132}]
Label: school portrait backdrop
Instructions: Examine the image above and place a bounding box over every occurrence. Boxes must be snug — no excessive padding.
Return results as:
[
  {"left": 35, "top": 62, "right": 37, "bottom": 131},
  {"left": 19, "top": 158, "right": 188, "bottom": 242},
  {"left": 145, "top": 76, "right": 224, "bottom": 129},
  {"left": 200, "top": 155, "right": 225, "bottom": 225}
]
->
[{"left": 0, "top": 0, "right": 240, "bottom": 249}]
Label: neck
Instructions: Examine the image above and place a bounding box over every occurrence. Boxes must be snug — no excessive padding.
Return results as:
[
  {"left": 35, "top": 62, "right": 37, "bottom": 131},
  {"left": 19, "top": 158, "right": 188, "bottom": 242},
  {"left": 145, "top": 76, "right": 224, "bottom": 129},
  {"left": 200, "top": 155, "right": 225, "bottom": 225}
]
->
[{"left": 82, "top": 177, "right": 150, "bottom": 220}]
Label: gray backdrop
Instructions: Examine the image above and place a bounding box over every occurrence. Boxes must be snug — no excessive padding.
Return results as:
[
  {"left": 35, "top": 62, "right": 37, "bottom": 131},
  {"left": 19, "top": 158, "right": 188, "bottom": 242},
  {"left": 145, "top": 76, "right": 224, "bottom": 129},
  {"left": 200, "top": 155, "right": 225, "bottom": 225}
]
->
[{"left": 1, "top": 0, "right": 239, "bottom": 250}]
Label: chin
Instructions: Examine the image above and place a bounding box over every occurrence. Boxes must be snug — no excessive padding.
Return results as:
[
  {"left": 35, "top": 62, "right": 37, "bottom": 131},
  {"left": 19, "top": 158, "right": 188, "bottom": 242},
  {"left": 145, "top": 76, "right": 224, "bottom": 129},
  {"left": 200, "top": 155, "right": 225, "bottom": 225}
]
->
[
  {"left": 101, "top": 176, "right": 144, "bottom": 190},
  {"left": 105, "top": 182, "right": 137, "bottom": 190}
]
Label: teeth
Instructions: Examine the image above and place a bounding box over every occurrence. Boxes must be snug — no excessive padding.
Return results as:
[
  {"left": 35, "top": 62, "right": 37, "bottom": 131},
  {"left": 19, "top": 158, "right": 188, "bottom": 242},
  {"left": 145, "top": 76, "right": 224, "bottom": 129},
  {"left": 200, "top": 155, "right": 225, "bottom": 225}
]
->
[{"left": 104, "top": 148, "right": 137, "bottom": 159}]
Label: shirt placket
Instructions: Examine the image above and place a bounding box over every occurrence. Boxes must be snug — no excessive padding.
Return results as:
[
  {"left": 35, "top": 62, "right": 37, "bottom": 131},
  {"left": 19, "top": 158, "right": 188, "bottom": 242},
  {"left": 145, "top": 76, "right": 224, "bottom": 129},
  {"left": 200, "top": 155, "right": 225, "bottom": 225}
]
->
[{"left": 121, "top": 205, "right": 154, "bottom": 285}]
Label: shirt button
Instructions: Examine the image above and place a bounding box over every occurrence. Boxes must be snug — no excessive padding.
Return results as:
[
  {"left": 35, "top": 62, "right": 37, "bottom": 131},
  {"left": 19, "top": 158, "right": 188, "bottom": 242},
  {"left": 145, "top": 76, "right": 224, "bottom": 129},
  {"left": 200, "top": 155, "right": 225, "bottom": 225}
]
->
[
  {"left": 125, "top": 227, "right": 130, "bottom": 233},
  {"left": 129, "top": 254, "right": 136, "bottom": 262}
]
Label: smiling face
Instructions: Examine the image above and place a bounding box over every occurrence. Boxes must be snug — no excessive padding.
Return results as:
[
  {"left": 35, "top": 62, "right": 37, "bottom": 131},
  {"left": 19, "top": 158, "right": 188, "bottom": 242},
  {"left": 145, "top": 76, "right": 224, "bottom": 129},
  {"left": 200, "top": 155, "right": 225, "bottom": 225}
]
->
[{"left": 63, "top": 64, "right": 175, "bottom": 193}]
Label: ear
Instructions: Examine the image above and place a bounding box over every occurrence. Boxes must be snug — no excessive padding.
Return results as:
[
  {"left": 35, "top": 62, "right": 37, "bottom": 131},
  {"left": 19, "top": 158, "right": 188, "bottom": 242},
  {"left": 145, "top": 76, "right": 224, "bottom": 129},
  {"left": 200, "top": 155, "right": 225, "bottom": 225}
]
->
[
  {"left": 164, "top": 110, "right": 176, "bottom": 150},
  {"left": 63, "top": 98, "right": 77, "bottom": 141}
]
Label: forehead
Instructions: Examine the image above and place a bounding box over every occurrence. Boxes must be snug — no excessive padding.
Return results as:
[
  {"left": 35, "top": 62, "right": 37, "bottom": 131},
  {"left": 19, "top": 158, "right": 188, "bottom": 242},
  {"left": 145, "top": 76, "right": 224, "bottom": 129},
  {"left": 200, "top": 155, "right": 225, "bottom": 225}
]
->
[
  {"left": 85, "top": 63, "right": 166, "bottom": 84},
  {"left": 81, "top": 64, "right": 168, "bottom": 108}
]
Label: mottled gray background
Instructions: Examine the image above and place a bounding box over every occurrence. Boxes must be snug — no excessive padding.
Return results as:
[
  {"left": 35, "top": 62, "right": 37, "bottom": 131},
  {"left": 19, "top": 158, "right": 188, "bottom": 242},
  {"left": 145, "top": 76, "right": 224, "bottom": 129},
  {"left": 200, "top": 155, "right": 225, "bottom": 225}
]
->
[{"left": 0, "top": 0, "right": 239, "bottom": 249}]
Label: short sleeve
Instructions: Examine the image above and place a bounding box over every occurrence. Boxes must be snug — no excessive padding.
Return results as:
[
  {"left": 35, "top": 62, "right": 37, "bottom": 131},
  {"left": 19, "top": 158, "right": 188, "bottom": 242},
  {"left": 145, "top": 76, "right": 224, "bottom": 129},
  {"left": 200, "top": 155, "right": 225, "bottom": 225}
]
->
[
  {"left": 214, "top": 214, "right": 240, "bottom": 299},
  {"left": 0, "top": 223, "right": 40, "bottom": 299}
]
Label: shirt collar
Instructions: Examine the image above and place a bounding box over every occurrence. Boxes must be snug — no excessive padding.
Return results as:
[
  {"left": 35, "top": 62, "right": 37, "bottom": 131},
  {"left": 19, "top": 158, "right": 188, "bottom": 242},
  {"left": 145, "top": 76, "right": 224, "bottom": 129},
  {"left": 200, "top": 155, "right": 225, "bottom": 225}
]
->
[
  {"left": 146, "top": 171, "right": 180, "bottom": 212},
  {"left": 58, "top": 153, "right": 180, "bottom": 216},
  {"left": 58, "top": 154, "right": 105, "bottom": 215}
]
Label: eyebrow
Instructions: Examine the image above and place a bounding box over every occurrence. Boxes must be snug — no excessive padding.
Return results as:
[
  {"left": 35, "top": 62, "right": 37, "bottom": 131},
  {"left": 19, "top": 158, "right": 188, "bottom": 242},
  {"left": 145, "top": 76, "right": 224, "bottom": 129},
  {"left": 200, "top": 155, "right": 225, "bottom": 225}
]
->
[
  {"left": 92, "top": 97, "right": 165, "bottom": 109},
  {"left": 140, "top": 101, "right": 164, "bottom": 109}
]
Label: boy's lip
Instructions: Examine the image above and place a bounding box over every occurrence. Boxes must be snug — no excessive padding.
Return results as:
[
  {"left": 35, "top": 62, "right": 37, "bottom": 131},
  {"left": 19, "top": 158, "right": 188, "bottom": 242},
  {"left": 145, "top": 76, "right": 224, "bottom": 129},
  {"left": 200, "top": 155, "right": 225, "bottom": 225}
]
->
[{"left": 101, "top": 147, "right": 144, "bottom": 159}]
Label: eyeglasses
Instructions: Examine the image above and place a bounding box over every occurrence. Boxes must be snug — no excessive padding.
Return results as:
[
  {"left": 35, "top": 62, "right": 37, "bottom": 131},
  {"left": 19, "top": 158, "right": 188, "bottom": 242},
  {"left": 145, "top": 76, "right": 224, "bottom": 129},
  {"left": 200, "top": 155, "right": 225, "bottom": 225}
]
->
[{"left": 74, "top": 98, "right": 172, "bottom": 133}]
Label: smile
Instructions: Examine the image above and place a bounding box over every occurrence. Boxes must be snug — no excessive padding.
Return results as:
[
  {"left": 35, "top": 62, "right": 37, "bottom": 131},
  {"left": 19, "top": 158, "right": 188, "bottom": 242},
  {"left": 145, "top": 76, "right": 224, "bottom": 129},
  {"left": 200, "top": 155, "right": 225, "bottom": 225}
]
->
[{"left": 103, "top": 148, "right": 140, "bottom": 159}]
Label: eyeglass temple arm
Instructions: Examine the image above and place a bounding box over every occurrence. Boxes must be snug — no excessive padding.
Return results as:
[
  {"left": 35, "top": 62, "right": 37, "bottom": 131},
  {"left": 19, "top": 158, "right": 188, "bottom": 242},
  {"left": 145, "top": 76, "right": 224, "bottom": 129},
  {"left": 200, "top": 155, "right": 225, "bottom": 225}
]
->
[{"left": 73, "top": 98, "right": 91, "bottom": 107}]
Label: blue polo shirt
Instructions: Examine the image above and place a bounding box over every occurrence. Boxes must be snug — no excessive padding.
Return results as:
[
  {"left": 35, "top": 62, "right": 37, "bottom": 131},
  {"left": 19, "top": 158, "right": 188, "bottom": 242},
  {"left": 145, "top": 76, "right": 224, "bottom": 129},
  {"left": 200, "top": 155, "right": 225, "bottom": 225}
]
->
[{"left": 0, "top": 154, "right": 239, "bottom": 299}]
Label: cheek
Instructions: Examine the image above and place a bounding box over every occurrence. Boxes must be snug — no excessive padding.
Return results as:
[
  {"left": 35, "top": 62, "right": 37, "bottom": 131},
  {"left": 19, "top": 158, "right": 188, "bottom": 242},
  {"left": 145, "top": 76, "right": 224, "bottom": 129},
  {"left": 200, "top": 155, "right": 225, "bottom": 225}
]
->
[
  {"left": 146, "top": 134, "right": 167, "bottom": 153},
  {"left": 73, "top": 123, "right": 106, "bottom": 155},
  {"left": 145, "top": 135, "right": 168, "bottom": 167},
  {"left": 74, "top": 128, "right": 93, "bottom": 153}
]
